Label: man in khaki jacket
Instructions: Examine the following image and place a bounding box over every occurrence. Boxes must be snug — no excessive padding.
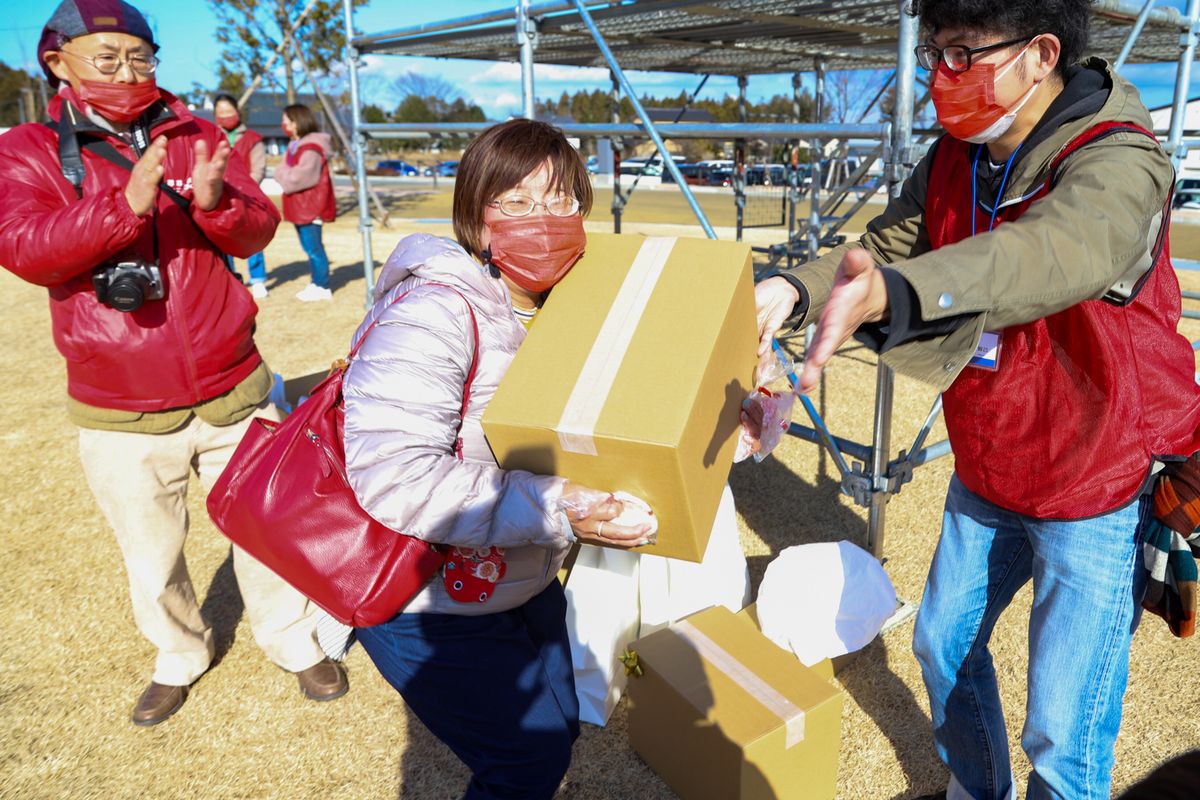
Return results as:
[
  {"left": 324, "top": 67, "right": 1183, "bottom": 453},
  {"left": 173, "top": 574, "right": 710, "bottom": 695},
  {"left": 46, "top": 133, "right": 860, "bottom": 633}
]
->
[{"left": 754, "top": 1, "right": 1200, "bottom": 798}]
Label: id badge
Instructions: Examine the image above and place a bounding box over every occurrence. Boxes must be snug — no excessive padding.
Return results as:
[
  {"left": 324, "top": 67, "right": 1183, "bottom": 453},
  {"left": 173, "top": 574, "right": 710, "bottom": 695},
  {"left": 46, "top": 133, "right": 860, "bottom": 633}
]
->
[{"left": 968, "top": 331, "right": 1002, "bottom": 371}]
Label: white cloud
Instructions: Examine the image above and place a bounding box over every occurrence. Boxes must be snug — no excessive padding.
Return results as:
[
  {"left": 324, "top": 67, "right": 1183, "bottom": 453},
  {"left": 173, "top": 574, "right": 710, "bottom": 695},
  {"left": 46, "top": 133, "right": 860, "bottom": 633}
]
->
[
  {"left": 469, "top": 62, "right": 611, "bottom": 84},
  {"left": 489, "top": 92, "right": 520, "bottom": 108}
]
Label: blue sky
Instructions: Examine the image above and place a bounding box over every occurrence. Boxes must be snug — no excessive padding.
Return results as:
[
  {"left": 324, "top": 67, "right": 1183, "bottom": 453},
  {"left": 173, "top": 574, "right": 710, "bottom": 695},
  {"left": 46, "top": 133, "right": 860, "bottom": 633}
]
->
[{"left": 3, "top": 1, "right": 1195, "bottom": 118}]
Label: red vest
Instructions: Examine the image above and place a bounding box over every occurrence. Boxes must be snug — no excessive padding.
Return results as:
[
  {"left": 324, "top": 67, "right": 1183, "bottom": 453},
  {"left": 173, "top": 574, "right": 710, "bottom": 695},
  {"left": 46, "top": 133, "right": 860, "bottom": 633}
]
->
[
  {"left": 231, "top": 127, "right": 263, "bottom": 174},
  {"left": 928, "top": 123, "right": 1200, "bottom": 518},
  {"left": 281, "top": 142, "right": 336, "bottom": 225}
]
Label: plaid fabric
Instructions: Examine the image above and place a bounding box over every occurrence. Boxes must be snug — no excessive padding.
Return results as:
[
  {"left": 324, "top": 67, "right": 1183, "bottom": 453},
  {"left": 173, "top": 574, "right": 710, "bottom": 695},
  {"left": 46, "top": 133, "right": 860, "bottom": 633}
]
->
[{"left": 1143, "top": 457, "right": 1200, "bottom": 638}]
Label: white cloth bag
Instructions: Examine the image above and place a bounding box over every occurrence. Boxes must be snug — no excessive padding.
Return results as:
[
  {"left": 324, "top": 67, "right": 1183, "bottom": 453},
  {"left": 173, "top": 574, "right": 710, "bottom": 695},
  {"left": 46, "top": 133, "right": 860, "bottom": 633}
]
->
[
  {"left": 565, "top": 484, "right": 750, "bottom": 725},
  {"left": 756, "top": 540, "right": 897, "bottom": 667},
  {"left": 563, "top": 545, "right": 642, "bottom": 726}
]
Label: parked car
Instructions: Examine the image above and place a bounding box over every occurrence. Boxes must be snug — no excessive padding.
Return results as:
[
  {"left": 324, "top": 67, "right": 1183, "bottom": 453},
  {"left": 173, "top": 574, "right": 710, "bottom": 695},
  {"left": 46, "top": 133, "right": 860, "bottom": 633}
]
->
[
  {"left": 371, "top": 159, "right": 420, "bottom": 176},
  {"left": 746, "top": 164, "right": 787, "bottom": 186},
  {"left": 705, "top": 168, "right": 733, "bottom": 187},
  {"left": 620, "top": 159, "right": 664, "bottom": 177},
  {"left": 661, "top": 164, "right": 703, "bottom": 185},
  {"left": 422, "top": 160, "right": 460, "bottom": 177},
  {"left": 1175, "top": 177, "right": 1200, "bottom": 210}
]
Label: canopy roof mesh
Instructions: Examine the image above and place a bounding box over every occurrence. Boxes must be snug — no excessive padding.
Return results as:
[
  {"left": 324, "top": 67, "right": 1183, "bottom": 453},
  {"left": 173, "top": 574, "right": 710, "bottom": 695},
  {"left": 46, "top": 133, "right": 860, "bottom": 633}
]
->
[{"left": 356, "top": 0, "right": 1189, "bottom": 74}]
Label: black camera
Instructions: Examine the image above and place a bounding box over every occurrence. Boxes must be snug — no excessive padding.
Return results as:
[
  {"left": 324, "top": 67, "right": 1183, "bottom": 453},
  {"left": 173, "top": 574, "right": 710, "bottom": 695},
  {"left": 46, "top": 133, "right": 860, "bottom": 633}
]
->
[{"left": 92, "top": 260, "right": 164, "bottom": 313}]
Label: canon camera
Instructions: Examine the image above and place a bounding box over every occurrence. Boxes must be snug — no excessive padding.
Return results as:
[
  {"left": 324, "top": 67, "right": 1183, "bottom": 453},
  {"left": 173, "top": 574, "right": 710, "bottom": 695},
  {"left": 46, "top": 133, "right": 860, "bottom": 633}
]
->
[{"left": 92, "top": 260, "right": 164, "bottom": 313}]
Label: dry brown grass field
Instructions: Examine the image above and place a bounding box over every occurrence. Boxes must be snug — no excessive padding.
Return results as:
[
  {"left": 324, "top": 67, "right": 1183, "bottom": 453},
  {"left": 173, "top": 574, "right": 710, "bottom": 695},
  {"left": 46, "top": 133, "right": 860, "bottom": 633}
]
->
[{"left": 1, "top": 186, "right": 1198, "bottom": 799}]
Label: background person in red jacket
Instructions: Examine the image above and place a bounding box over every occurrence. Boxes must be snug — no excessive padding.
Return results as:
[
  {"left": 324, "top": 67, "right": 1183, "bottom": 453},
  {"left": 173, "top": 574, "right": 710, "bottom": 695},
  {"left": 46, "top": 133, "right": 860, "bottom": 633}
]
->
[
  {"left": 213, "top": 92, "right": 270, "bottom": 299},
  {"left": 273, "top": 103, "right": 336, "bottom": 302},
  {"left": 0, "top": 0, "right": 348, "bottom": 726}
]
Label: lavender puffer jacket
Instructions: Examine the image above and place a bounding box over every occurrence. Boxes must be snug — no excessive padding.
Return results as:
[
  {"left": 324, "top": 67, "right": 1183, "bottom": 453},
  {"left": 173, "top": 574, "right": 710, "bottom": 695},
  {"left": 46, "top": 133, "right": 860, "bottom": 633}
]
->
[{"left": 343, "top": 234, "right": 573, "bottom": 616}]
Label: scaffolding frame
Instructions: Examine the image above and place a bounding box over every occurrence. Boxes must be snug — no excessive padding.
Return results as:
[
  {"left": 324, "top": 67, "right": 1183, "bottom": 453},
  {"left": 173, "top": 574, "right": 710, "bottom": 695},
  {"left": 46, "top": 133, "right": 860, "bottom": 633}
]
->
[{"left": 340, "top": 0, "right": 1200, "bottom": 563}]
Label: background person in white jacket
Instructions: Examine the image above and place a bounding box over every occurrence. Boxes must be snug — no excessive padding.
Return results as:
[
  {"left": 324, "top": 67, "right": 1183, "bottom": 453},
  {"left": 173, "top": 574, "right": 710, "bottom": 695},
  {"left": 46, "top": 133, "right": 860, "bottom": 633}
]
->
[{"left": 342, "top": 119, "right": 650, "bottom": 800}]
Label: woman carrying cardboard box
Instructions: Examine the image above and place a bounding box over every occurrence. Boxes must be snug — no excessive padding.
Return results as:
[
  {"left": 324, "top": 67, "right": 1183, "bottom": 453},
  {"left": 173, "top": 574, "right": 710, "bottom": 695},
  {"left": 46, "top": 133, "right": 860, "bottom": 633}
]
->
[{"left": 340, "top": 119, "right": 651, "bottom": 800}]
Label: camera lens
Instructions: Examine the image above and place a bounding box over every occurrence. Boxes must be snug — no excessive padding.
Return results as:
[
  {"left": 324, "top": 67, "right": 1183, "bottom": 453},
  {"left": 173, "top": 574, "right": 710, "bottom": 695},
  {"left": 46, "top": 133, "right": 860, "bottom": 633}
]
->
[{"left": 107, "top": 273, "right": 149, "bottom": 312}]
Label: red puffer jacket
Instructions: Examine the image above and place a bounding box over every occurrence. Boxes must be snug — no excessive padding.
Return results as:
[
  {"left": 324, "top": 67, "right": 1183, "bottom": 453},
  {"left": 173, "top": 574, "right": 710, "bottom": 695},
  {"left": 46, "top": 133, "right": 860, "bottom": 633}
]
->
[{"left": 0, "top": 90, "right": 280, "bottom": 412}]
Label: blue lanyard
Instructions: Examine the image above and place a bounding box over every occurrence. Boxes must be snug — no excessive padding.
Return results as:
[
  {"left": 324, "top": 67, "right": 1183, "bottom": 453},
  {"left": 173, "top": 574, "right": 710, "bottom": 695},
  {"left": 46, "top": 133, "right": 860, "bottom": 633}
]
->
[{"left": 971, "top": 142, "right": 1023, "bottom": 237}]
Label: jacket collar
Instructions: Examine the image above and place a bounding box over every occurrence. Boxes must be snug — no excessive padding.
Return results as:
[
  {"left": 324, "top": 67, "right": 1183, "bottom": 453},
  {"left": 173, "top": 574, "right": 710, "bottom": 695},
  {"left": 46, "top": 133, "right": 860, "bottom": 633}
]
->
[{"left": 970, "top": 58, "right": 1155, "bottom": 207}]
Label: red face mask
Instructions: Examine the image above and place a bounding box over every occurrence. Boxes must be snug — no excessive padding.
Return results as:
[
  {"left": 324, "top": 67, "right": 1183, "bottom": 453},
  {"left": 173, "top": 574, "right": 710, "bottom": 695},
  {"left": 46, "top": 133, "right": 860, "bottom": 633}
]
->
[
  {"left": 930, "top": 42, "right": 1038, "bottom": 144},
  {"left": 75, "top": 78, "right": 161, "bottom": 124},
  {"left": 486, "top": 213, "right": 587, "bottom": 294},
  {"left": 216, "top": 112, "right": 240, "bottom": 131}
]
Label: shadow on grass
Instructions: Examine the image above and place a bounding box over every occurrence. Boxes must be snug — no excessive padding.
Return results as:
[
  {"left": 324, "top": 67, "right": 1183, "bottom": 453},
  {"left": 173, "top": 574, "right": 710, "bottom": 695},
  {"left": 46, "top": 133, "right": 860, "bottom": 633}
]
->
[
  {"left": 263, "top": 259, "right": 369, "bottom": 295},
  {"left": 199, "top": 550, "right": 243, "bottom": 669}
]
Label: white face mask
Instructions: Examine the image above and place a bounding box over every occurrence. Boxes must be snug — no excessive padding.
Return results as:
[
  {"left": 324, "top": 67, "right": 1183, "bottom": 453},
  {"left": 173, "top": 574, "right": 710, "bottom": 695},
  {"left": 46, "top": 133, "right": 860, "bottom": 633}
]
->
[{"left": 963, "top": 42, "right": 1042, "bottom": 144}]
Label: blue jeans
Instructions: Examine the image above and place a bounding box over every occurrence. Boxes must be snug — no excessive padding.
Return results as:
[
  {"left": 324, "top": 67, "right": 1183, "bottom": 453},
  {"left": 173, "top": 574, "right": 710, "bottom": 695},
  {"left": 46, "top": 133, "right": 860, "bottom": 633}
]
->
[
  {"left": 246, "top": 251, "right": 266, "bottom": 284},
  {"left": 357, "top": 581, "right": 579, "bottom": 800},
  {"left": 223, "top": 251, "right": 266, "bottom": 283},
  {"left": 913, "top": 476, "right": 1149, "bottom": 800},
  {"left": 295, "top": 223, "right": 330, "bottom": 289}
]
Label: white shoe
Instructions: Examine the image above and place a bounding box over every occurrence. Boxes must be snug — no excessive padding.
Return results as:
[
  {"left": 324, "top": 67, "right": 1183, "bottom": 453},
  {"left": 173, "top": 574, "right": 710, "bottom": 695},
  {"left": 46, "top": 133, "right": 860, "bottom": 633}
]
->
[
  {"left": 295, "top": 284, "right": 332, "bottom": 302},
  {"left": 250, "top": 282, "right": 269, "bottom": 299}
]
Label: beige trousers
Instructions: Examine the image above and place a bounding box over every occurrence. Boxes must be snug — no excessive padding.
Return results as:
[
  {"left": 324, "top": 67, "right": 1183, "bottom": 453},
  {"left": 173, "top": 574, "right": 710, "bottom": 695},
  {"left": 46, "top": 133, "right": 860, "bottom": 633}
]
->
[{"left": 78, "top": 404, "right": 324, "bottom": 686}]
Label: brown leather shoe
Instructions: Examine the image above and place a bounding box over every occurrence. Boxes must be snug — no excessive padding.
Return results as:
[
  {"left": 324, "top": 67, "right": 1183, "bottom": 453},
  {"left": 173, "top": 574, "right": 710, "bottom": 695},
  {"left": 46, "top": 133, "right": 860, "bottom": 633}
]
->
[
  {"left": 295, "top": 658, "right": 348, "bottom": 702},
  {"left": 131, "top": 681, "right": 188, "bottom": 726}
]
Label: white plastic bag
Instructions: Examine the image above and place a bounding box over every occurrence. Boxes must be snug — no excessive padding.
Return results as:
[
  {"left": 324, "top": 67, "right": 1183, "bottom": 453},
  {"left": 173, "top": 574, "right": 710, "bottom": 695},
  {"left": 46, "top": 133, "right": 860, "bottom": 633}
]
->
[{"left": 756, "top": 541, "right": 897, "bottom": 667}]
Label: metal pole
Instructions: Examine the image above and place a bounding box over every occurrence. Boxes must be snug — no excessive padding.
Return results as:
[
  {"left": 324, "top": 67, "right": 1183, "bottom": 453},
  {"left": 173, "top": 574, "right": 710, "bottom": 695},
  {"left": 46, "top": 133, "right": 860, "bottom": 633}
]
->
[
  {"left": 360, "top": 121, "right": 888, "bottom": 139},
  {"left": 864, "top": 0, "right": 920, "bottom": 560},
  {"left": 610, "top": 70, "right": 623, "bottom": 234},
  {"left": 1165, "top": 0, "right": 1199, "bottom": 173},
  {"left": 735, "top": 75, "right": 748, "bottom": 242},
  {"left": 517, "top": 0, "right": 537, "bottom": 120},
  {"left": 807, "top": 58, "right": 824, "bottom": 263},
  {"left": 867, "top": 362, "right": 895, "bottom": 559},
  {"left": 1114, "top": 0, "right": 1157, "bottom": 71},
  {"left": 788, "top": 72, "right": 803, "bottom": 269},
  {"left": 343, "top": 0, "right": 375, "bottom": 306},
  {"left": 889, "top": 3, "right": 919, "bottom": 197},
  {"left": 570, "top": 0, "right": 717, "bottom": 239}
]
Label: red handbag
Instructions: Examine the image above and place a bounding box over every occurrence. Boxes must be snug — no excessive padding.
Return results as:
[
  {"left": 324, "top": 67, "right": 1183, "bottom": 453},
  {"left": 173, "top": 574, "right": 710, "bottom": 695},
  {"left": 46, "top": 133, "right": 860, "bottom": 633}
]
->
[{"left": 206, "top": 285, "right": 479, "bottom": 627}]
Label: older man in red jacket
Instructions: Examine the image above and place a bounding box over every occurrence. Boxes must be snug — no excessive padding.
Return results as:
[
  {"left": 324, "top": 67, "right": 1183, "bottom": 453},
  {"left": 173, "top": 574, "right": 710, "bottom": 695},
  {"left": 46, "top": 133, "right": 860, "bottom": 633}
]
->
[{"left": 0, "top": 0, "right": 347, "bottom": 726}]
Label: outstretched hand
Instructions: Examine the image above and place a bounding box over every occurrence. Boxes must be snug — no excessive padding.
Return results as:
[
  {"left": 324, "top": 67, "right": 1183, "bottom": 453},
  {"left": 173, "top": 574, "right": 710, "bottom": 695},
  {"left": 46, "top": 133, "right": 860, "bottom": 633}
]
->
[{"left": 797, "top": 248, "right": 888, "bottom": 393}]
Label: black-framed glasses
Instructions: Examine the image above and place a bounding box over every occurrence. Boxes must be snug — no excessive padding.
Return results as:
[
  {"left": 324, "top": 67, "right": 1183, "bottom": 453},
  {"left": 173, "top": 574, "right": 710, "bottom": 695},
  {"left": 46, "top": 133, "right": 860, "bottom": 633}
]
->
[
  {"left": 60, "top": 48, "right": 159, "bottom": 76},
  {"left": 487, "top": 195, "right": 580, "bottom": 217},
  {"left": 914, "top": 36, "right": 1030, "bottom": 73}
]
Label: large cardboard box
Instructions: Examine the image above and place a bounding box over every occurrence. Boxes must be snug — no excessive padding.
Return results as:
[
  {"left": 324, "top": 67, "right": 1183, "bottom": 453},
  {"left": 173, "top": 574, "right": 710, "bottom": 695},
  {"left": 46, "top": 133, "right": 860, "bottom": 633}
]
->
[
  {"left": 482, "top": 233, "right": 757, "bottom": 562},
  {"left": 626, "top": 605, "right": 844, "bottom": 800}
]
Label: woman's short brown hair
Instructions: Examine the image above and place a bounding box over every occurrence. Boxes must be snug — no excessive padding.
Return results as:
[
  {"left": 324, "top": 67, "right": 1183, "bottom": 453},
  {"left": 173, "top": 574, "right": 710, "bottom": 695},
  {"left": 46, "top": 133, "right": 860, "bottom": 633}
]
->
[
  {"left": 283, "top": 104, "right": 319, "bottom": 138},
  {"left": 453, "top": 119, "right": 593, "bottom": 260}
]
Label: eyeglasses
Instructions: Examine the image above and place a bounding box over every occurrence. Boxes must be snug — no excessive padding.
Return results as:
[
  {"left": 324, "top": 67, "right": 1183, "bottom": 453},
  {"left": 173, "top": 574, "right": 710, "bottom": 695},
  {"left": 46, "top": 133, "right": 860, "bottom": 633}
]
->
[
  {"left": 60, "top": 48, "right": 159, "bottom": 76},
  {"left": 914, "top": 36, "right": 1030, "bottom": 73},
  {"left": 487, "top": 195, "right": 580, "bottom": 217}
]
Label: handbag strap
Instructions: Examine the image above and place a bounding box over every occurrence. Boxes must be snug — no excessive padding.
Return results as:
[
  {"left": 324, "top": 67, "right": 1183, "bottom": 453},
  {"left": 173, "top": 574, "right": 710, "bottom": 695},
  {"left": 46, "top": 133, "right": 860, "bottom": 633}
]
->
[{"left": 346, "top": 282, "right": 482, "bottom": 442}]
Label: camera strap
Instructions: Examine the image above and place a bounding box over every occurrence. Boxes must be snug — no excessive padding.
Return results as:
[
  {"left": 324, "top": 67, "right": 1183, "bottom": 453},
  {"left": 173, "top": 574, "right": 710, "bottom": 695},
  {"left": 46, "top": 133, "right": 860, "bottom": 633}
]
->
[{"left": 45, "top": 109, "right": 191, "bottom": 214}]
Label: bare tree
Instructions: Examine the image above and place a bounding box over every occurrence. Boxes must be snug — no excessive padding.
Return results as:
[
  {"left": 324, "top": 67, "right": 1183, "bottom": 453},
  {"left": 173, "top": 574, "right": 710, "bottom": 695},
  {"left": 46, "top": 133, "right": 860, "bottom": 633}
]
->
[
  {"left": 208, "top": 0, "right": 368, "bottom": 105},
  {"left": 389, "top": 71, "right": 463, "bottom": 118}
]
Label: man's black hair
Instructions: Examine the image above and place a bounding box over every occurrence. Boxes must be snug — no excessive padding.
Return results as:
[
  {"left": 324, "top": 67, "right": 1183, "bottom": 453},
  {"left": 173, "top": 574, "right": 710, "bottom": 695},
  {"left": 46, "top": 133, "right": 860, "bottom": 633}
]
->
[{"left": 909, "top": 0, "right": 1093, "bottom": 76}]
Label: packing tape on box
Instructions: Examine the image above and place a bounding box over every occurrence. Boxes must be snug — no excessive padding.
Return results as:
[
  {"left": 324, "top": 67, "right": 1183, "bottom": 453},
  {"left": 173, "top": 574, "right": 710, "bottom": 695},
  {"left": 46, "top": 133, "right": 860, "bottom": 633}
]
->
[
  {"left": 557, "top": 236, "right": 677, "bottom": 456},
  {"left": 673, "top": 619, "right": 806, "bottom": 748}
]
